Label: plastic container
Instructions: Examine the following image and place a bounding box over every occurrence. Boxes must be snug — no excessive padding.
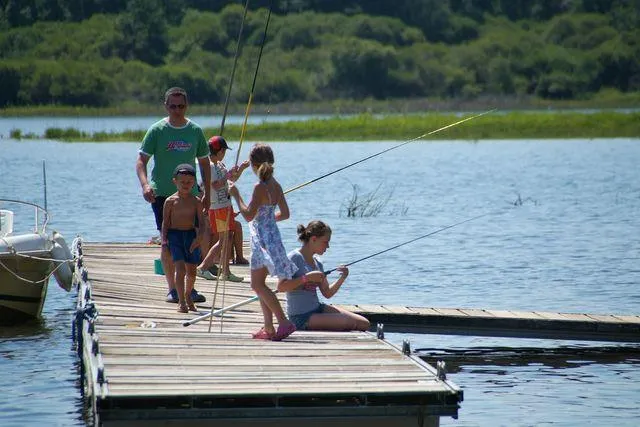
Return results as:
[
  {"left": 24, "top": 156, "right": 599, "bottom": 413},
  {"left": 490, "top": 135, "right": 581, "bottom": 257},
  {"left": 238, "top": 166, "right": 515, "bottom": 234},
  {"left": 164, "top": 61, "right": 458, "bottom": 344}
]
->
[{"left": 154, "top": 258, "right": 164, "bottom": 275}]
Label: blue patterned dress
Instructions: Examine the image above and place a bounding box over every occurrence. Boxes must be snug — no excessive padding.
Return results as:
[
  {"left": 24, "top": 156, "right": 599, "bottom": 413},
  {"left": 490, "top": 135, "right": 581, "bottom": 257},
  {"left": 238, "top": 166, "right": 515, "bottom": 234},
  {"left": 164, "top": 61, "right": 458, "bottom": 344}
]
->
[{"left": 249, "top": 203, "right": 298, "bottom": 279}]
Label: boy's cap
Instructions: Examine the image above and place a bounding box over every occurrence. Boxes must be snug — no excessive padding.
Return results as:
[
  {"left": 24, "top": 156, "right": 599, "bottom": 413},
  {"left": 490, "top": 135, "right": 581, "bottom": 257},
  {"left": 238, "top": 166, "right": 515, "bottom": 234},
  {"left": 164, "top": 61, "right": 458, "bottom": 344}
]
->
[
  {"left": 173, "top": 163, "right": 196, "bottom": 177},
  {"left": 208, "top": 136, "right": 232, "bottom": 151}
]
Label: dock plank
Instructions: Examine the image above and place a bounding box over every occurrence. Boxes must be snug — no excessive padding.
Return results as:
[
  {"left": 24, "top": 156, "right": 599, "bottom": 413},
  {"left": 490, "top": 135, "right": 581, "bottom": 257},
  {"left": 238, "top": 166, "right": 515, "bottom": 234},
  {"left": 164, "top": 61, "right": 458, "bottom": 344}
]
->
[{"left": 75, "top": 243, "right": 462, "bottom": 425}]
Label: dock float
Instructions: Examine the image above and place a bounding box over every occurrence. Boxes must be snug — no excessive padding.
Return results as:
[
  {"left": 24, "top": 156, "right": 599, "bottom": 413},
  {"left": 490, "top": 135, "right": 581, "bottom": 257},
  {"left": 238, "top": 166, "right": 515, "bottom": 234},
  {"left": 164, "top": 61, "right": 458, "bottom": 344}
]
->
[
  {"left": 73, "top": 243, "right": 462, "bottom": 427},
  {"left": 335, "top": 304, "right": 640, "bottom": 343}
]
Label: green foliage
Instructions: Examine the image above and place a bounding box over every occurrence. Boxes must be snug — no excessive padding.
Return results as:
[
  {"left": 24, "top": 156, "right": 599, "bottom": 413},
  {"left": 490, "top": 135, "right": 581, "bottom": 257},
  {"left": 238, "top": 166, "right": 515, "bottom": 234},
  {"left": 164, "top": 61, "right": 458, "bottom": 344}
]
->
[
  {"left": 0, "top": 1, "right": 638, "bottom": 108},
  {"left": 33, "top": 111, "right": 640, "bottom": 142}
]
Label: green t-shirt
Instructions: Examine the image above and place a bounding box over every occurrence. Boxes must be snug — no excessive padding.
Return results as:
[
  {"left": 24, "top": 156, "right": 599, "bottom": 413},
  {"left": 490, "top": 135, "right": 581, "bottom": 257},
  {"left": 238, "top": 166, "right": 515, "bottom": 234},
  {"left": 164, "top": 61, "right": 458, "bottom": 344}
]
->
[{"left": 139, "top": 118, "right": 209, "bottom": 197}]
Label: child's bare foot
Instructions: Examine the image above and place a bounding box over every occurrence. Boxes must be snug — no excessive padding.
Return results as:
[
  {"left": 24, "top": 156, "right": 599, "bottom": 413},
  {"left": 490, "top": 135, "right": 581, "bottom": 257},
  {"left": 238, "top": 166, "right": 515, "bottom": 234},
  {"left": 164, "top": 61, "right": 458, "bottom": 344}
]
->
[
  {"left": 177, "top": 304, "right": 188, "bottom": 313},
  {"left": 187, "top": 302, "right": 198, "bottom": 312}
]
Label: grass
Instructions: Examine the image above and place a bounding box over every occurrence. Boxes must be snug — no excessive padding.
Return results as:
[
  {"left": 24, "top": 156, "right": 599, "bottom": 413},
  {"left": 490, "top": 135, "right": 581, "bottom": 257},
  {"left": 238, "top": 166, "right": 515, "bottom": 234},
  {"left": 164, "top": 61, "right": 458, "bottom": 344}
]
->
[
  {"left": 2, "top": 92, "right": 640, "bottom": 117},
  {"left": 7, "top": 111, "right": 640, "bottom": 142}
]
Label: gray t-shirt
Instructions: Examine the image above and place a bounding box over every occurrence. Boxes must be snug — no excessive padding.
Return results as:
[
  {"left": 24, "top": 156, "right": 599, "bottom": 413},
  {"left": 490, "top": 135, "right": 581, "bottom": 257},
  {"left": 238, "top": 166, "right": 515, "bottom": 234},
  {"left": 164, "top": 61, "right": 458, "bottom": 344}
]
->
[{"left": 286, "top": 249, "right": 323, "bottom": 316}]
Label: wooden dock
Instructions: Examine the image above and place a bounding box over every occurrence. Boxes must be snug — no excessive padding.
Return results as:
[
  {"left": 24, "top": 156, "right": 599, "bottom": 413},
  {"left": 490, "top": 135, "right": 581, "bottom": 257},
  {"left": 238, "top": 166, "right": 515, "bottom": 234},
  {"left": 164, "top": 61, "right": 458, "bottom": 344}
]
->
[
  {"left": 335, "top": 304, "right": 640, "bottom": 343},
  {"left": 73, "top": 243, "right": 462, "bottom": 427}
]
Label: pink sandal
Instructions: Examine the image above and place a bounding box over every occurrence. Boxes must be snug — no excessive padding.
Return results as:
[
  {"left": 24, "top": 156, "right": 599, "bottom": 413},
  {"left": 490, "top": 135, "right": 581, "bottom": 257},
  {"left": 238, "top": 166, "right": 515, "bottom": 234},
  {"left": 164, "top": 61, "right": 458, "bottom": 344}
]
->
[
  {"left": 252, "top": 327, "right": 275, "bottom": 340},
  {"left": 272, "top": 322, "right": 296, "bottom": 341}
]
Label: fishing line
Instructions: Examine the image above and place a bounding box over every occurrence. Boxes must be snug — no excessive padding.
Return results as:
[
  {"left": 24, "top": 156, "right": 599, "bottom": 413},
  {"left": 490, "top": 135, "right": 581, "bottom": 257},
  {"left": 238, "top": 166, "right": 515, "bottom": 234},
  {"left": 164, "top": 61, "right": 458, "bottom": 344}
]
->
[
  {"left": 323, "top": 211, "right": 493, "bottom": 275},
  {"left": 234, "top": 0, "right": 274, "bottom": 166},
  {"left": 184, "top": 210, "right": 494, "bottom": 326},
  {"left": 218, "top": 0, "right": 250, "bottom": 136},
  {"left": 284, "top": 109, "right": 496, "bottom": 195},
  {"left": 208, "top": 0, "right": 274, "bottom": 333}
]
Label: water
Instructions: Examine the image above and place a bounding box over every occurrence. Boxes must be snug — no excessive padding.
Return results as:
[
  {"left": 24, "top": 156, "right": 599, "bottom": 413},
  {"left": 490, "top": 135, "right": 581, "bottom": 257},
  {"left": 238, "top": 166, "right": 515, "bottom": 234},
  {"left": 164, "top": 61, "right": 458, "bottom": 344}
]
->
[
  {"left": 0, "top": 114, "right": 336, "bottom": 138},
  {"left": 1, "top": 133, "right": 639, "bottom": 426}
]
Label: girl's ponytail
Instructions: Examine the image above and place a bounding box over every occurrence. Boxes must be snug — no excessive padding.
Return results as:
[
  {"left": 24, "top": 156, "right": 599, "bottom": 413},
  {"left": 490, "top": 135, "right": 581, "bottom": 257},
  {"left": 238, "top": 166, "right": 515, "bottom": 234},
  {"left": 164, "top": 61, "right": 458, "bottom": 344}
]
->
[
  {"left": 250, "top": 144, "right": 276, "bottom": 182},
  {"left": 257, "top": 163, "right": 274, "bottom": 181},
  {"left": 297, "top": 220, "right": 331, "bottom": 243}
]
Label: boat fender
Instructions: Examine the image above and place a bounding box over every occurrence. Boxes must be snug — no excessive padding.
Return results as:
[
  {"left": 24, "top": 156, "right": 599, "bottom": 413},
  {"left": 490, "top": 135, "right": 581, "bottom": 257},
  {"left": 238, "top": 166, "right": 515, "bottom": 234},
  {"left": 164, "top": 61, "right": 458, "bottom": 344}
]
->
[{"left": 52, "top": 231, "right": 74, "bottom": 291}]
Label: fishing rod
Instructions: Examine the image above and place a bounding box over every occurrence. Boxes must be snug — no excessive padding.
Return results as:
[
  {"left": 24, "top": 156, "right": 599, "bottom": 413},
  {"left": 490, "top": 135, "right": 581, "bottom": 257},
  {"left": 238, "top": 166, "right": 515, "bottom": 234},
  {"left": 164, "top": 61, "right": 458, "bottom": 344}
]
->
[
  {"left": 209, "top": 0, "right": 274, "bottom": 333},
  {"left": 219, "top": 0, "right": 250, "bottom": 136},
  {"left": 184, "top": 211, "right": 492, "bottom": 327},
  {"left": 323, "top": 211, "right": 491, "bottom": 275},
  {"left": 234, "top": 0, "right": 274, "bottom": 165},
  {"left": 207, "top": 0, "right": 250, "bottom": 333},
  {"left": 284, "top": 109, "right": 496, "bottom": 195}
]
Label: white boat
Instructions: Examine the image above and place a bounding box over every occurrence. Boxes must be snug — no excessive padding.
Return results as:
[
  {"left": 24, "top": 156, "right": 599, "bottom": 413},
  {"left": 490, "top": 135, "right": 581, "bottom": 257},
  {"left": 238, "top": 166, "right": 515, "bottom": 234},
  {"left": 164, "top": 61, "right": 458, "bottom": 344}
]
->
[{"left": 0, "top": 199, "right": 75, "bottom": 323}]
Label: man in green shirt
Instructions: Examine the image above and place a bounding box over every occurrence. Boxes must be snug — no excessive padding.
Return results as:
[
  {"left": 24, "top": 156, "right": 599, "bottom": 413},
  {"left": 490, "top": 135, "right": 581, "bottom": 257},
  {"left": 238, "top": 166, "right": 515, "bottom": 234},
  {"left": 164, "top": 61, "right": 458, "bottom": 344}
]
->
[{"left": 136, "top": 87, "right": 211, "bottom": 304}]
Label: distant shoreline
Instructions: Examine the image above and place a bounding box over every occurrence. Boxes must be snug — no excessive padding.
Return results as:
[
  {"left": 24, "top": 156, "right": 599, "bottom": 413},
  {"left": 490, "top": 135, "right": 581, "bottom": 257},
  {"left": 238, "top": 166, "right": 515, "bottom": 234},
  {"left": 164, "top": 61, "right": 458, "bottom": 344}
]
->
[
  {"left": 6, "top": 111, "right": 639, "bottom": 142},
  {"left": 2, "top": 93, "right": 640, "bottom": 118}
]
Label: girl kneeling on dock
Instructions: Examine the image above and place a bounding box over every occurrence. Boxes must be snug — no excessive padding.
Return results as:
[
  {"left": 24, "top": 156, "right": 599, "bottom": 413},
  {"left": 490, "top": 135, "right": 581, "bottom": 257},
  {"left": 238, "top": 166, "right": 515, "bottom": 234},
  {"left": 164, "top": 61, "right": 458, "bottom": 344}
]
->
[
  {"left": 280, "top": 220, "right": 370, "bottom": 332},
  {"left": 228, "top": 144, "right": 299, "bottom": 341}
]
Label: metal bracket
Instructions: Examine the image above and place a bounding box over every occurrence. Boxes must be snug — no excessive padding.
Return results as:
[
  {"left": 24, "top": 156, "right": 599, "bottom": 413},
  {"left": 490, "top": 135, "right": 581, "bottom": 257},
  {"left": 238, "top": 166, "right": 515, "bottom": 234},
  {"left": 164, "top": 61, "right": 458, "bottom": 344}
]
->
[
  {"left": 376, "top": 323, "right": 384, "bottom": 339},
  {"left": 436, "top": 360, "right": 447, "bottom": 380},
  {"left": 402, "top": 339, "right": 411, "bottom": 355}
]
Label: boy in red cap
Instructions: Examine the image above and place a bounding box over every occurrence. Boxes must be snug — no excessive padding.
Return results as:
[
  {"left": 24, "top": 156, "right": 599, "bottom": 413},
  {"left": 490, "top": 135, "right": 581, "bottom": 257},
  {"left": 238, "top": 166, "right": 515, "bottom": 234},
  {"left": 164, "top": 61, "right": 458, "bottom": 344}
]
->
[{"left": 197, "top": 136, "right": 249, "bottom": 282}]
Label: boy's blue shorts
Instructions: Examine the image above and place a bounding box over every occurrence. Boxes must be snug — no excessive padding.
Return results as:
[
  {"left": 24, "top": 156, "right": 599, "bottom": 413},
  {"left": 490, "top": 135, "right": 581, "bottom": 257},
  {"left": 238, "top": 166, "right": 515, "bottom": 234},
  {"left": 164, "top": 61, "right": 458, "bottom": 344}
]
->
[{"left": 166, "top": 229, "right": 201, "bottom": 265}]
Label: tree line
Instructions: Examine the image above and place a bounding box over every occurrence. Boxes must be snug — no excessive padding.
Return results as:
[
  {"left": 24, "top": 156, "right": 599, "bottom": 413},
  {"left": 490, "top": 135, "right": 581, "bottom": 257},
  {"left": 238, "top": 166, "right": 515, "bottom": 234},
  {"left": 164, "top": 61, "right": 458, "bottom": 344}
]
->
[{"left": 0, "top": 0, "right": 638, "bottom": 108}]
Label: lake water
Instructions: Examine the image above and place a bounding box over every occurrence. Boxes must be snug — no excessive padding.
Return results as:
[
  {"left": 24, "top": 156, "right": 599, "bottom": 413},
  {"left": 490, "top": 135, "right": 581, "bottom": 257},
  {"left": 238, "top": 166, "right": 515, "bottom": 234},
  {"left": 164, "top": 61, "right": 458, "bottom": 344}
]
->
[
  {"left": 0, "top": 114, "right": 336, "bottom": 138},
  {"left": 0, "top": 133, "right": 639, "bottom": 426}
]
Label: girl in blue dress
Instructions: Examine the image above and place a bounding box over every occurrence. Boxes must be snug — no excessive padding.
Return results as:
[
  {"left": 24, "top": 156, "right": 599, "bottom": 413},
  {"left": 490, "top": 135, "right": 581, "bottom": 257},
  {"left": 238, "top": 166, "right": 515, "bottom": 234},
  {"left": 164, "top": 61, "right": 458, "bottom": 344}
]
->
[{"left": 228, "top": 144, "right": 299, "bottom": 341}]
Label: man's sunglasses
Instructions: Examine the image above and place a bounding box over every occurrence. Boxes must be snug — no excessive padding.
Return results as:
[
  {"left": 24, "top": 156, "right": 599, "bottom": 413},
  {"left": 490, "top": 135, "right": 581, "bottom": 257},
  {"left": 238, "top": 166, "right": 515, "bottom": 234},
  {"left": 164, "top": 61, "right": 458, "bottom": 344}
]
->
[{"left": 168, "top": 104, "right": 186, "bottom": 110}]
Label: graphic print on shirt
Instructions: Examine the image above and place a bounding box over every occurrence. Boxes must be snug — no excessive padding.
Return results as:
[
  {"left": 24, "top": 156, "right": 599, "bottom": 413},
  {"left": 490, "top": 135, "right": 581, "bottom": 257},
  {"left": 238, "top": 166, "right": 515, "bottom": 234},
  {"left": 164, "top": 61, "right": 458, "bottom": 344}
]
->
[{"left": 166, "top": 140, "right": 192, "bottom": 152}]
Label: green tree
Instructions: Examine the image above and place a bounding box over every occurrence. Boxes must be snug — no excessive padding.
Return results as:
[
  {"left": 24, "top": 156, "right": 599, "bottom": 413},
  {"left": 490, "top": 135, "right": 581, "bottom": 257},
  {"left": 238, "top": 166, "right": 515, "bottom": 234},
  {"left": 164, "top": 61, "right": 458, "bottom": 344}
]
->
[{"left": 114, "top": 0, "right": 169, "bottom": 65}]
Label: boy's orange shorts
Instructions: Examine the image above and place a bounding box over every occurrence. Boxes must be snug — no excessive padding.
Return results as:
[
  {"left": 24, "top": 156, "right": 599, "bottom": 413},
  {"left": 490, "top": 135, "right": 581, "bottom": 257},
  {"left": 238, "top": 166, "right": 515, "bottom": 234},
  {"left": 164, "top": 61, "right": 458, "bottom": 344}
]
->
[{"left": 208, "top": 206, "right": 237, "bottom": 234}]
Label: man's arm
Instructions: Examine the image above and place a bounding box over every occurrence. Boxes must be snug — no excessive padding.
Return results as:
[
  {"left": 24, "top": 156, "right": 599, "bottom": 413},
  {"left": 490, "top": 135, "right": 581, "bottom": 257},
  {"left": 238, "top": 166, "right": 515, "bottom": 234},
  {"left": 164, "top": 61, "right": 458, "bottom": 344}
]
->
[{"left": 136, "top": 153, "right": 155, "bottom": 203}]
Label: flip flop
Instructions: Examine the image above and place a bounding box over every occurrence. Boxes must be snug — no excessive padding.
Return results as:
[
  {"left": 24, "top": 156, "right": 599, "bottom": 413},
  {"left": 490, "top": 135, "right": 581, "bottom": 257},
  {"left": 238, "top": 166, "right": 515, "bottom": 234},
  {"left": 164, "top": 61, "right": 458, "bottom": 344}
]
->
[
  {"left": 252, "top": 327, "right": 275, "bottom": 340},
  {"left": 272, "top": 322, "right": 296, "bottom": 341}
]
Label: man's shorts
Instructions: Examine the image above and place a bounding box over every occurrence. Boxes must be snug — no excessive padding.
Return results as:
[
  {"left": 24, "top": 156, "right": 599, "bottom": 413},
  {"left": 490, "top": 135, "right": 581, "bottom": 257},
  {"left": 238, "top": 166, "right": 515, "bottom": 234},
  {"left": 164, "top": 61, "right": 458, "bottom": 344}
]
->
[
  {"left": 151, "top": 196, "right": 168, "bottom": 231},
  {"left": 166, "top": 229, "right": 201, "bottom": 265},
  {"left": 208, "top": 206, "right": 237, "bottom": 234}
]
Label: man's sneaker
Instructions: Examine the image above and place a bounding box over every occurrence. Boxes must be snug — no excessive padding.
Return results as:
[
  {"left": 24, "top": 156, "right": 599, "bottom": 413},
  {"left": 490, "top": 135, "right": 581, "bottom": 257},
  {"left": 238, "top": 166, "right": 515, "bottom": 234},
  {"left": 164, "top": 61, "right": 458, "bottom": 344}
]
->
[
  {"left": 191, "top": 289, "right": 206, "bottom": 303},
  {"left": 165, "top": 288, "right": 178, "bottom": 303},
  {"left": 196, "top": 268, "right": 216, "bottom": 280},
  {"left": 221, "top": 272, "right": 244, "bottom": 283}
]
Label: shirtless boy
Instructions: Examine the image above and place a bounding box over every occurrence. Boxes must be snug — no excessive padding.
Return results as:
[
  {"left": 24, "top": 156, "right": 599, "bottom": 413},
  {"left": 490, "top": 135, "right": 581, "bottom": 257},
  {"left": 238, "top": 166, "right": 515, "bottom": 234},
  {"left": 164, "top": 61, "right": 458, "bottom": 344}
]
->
[{"left": 161, "top": 164, "right": 205, "bottom": 313}]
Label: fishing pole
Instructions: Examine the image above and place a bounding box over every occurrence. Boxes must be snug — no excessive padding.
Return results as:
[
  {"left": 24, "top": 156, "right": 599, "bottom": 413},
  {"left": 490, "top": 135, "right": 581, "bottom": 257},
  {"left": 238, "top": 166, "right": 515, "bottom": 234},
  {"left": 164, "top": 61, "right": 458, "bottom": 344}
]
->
[
  {"left": 206, "top": 0, "right": 250, "bottom": 332},
  {"left": 208, "top": 0, "right": 274, "bottom": 333},
  {"left": 323, "top": 212, "right": 492, "bottom": 275},
  {"left": 184, "top": 211, "right": 492, "bottom": 327},
  {"left": 284, "top": 109, "right": 496, "bottom": 195},
  {"left": 219, "top": 0, "right": 250, "bottom": 136},
  {"left": 234, "top": 0, "right": 274, "bottom": 165}
]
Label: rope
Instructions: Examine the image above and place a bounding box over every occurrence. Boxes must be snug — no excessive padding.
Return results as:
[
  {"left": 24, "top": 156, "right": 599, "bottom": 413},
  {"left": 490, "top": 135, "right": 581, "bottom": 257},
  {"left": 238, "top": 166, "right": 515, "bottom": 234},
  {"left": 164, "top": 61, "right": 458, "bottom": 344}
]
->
[
  {"left": 0, "top": 234, "right": 79, "bottom": 285},
  {"left": 0, "top": 253, "right": 69, "bottom": 285}
]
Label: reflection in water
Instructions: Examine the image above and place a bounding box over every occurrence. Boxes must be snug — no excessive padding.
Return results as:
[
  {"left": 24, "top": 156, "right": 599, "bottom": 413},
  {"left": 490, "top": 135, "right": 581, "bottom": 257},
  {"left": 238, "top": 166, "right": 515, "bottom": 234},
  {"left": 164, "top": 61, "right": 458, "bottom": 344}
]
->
[{"left": 418, "top": 345, "right": 640, "bottom": 372}]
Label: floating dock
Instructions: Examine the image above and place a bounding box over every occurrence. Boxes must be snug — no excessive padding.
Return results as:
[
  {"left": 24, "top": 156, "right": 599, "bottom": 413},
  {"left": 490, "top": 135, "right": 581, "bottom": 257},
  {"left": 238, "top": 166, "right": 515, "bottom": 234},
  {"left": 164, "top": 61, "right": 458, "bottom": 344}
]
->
[
  {"left": 335, "top": 304, "right": 640, "bottom": 343},
  {"left": 73, "top": 243, "right": 462, "bottom": 427}
]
